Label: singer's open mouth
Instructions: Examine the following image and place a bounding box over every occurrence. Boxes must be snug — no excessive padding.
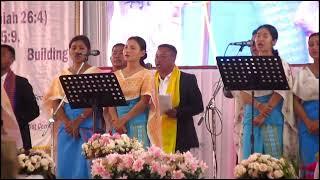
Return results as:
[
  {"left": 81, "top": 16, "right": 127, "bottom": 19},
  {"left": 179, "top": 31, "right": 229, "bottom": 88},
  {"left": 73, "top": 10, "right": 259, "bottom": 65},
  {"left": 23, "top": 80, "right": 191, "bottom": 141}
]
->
[
  {"left": 75, "top": 54, "right": 83, "bottom": 58},
  {"left": 256, "top": 43, "right": 264, "bottom": 48}
]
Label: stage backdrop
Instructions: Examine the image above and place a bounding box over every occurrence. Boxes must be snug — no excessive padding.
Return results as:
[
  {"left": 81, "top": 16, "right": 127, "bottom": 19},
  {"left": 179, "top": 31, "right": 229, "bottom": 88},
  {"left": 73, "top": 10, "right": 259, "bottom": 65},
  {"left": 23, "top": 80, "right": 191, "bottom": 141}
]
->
[
  {"left": 1, "top": 1, "right": 76, "bottom": 152},
  {"left": 1, "top": 1, "right": 305, "bottom": 178}
]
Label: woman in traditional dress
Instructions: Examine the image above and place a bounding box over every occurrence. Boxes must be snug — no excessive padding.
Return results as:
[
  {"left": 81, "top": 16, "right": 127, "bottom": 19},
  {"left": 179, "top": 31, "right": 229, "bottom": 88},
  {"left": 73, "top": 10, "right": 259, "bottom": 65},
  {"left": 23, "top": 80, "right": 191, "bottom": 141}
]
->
[
  {"left": 240, "top": 24, "right": 297, "bottom": 160},
  {"left": 293, "top": 32, "right": 319, "bottom": 179},
  {"left": 108, "top": 36, "right": 161, "bottom": 148},
  {"left": 43, "top": 35, "right": 102, "bottom": 178}
]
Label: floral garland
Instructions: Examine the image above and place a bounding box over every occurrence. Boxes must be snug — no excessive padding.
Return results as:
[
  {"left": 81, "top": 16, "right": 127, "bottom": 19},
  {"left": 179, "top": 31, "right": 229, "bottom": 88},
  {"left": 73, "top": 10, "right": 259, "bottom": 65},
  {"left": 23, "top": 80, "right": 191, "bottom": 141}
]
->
[
  {"left": 82, "top": 133, "right": 144, "bottom": 159},
  {"left": 234, "top": 153, "right": 298, "bottom": 179},
  {"left": 17, "top": 149, "right": 55, "bottom": 179}
]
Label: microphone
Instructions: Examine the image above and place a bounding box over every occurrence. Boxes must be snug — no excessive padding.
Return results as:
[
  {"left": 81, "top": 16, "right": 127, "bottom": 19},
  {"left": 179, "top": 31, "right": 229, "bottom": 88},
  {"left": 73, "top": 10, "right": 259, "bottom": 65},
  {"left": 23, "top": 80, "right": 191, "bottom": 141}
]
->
[
  {"left": 42, "top": 117, "right": 55, "bottom": 137},
  {"left": 229, "top": 40, "right": 252, "bottom": 47},
  {"left": 145, "top": 63, "right": 153, "bottom": 69},
  {"left": 83, "top": 50, "right": 100, "bottom": 56}
]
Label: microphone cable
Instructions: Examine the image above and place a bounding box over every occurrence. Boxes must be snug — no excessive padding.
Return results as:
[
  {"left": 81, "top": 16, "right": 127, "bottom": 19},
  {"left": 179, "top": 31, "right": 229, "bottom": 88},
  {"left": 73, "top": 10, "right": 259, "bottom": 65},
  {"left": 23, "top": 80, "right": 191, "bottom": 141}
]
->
[
  {"left": 223, "top": 44, "right": 231, "bottom": 57},
  {"left": 204, "top": 78, "right": 223, "bottom": 137},
  {"left": 207, "top": 45, "right": 231, "bottom": 178},
  {"left": 210, "top": 41, "right": 247, "bottom": 178},
  {"left": 202, "top": 78, "right": 223, "bottom": 179}
]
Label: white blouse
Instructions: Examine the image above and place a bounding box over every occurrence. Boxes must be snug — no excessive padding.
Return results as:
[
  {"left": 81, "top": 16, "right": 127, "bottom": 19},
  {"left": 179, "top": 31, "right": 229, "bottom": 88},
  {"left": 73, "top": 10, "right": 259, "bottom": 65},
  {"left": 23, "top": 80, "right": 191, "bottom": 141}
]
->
[{"left": 293, "top": 66, "right": 319, "bottom": 101}]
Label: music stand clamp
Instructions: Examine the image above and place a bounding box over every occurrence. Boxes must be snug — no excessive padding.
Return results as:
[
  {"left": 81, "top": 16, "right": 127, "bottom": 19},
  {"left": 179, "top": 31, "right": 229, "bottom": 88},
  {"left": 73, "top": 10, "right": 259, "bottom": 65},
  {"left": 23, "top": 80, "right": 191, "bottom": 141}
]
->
[
  {"left": 216, "top": 56, "right": 289, "bottom": 154},
  {"left": 59, "top": 73, "right": 127, "bottom": 134}
]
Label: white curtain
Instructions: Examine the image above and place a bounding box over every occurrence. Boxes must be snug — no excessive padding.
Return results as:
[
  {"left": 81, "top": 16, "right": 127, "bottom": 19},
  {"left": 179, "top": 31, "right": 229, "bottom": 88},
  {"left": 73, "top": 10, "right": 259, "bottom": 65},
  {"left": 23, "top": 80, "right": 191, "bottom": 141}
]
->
[{"left": 83, "top": 1, "right": 109, "bottom": 67}]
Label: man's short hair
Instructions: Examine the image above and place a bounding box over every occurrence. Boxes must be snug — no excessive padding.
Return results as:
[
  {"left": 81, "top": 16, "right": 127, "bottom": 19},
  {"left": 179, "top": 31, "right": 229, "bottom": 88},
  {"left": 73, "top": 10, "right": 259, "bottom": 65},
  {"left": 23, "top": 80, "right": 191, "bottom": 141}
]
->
[
  {"left": 112, "top": 43, "right": 125, "bottom": 51},
  {"left": 158, "top": 44, "right": 177, "bottom": 57},
  {"left": 1, "top": 44, "right": 15, "bottom": 59}
]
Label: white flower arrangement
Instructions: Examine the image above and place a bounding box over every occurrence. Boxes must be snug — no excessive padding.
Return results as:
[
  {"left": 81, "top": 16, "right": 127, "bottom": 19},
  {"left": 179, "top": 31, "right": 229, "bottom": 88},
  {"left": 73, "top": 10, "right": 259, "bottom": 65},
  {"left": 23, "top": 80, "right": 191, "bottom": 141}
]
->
[
  {"left": 17, "top": 149, "right": 55, "bottom": 179},
  {"left": 234, "top": 153, "right": 297, "bottom": 179},
  {"left": 91, "top": 145, "right": 208, "bottom": 179},
  {"left": 82, "top": 133, "right": 144, "bottom": 159}
]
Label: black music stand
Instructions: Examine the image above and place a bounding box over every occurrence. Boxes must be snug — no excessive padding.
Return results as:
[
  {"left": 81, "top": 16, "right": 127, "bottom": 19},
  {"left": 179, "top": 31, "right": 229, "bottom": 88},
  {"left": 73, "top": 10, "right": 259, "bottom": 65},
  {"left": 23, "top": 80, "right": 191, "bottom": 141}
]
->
[
  {"left": 216, "top": 56, "right": 290, "bottom": 154},
  {"left": 59, "top": 73, "right": 127, "bottom": 133}
]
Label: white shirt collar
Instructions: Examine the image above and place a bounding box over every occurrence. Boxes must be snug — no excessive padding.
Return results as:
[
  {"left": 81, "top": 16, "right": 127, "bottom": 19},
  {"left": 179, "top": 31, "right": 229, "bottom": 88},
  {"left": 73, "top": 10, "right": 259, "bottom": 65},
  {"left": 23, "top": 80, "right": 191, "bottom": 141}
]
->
[
  {"left": 158, "top": 72, "right": 173, "bottom": 95},
  {"left": 159, "top": 72, "right": 172, "bottom": 81}
]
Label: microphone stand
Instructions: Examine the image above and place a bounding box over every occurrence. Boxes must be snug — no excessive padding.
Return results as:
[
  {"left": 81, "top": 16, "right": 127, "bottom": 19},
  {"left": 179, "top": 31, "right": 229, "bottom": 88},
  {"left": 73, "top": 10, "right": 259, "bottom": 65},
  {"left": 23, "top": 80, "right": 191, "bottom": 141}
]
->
[
  {"left": 203, "top": 96, "right": 219, "bottom": 179},
  {"left": 198, "top": 79, "right": 222, "bottom": 179},
  {"left": 42, "top": 61, "right": 86, "bottom": 158},
  {"left": 239, "top": 45, "right": 245, "bottom": 52},
  {"left": 210, "top": 100, "right": 218, "bottom": 179}
]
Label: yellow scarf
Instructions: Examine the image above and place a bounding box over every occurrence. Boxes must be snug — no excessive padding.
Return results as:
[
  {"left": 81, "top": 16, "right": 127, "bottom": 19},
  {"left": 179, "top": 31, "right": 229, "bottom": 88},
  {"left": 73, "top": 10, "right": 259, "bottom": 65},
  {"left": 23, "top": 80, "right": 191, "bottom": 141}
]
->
[{"left": 155, "top": 66, "right": 180, "bottom": 153}]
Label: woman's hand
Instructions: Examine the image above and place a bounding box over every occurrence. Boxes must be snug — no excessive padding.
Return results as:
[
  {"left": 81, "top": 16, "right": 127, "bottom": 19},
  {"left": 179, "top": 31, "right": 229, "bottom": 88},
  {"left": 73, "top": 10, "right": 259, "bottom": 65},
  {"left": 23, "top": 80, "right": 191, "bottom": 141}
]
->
[
  {"left": 253, "top": 113, "right": 267, "bottom": 126},
  {"left": 257, "top": 103, "right": 272, "bottom": 117},
  {"left": 111, "top": 118, "right": 127, "bottom": 133},
  {"left": 305, "top": 119, "right": 319, "bottom": 134},
  {"left": 64, "top": 120, "right": 74, "bottom": 136},
  {"left": 70, "top": 118, "right": 81, "bottom": 138}
]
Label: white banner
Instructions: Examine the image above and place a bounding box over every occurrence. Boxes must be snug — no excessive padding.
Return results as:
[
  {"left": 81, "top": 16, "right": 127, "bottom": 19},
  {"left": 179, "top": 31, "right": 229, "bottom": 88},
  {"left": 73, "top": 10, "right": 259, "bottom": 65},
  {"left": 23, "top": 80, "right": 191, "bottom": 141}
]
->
[{"left": 1, "top": 1, "right": 76, "bottom": 152}]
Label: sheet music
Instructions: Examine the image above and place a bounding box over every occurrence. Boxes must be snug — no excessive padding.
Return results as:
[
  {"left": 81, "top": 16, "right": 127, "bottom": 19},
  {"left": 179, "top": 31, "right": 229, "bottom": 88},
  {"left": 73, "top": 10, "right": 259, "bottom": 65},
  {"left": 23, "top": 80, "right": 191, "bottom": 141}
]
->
[{"left": 159, "top": 95, "right": 172, "bottom": 115}]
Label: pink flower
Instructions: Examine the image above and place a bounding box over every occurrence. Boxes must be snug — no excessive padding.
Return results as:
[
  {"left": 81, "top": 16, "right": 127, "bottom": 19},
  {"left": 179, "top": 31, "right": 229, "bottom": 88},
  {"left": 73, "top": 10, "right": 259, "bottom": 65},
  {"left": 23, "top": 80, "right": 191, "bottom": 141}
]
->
[
  {"left": 178, "top": 163, "right": 187, "bottom": 171},
  {"left": 158, "top": 164, "right": 170, "bottom": 178},
  {"left": 112, "top": 133, "right": 121, "bottom": 139},
  {"left": 199, "top": 160, "right": 208, "bottom": 171},
  {"left": 91, "top": 133, "right": 101, "bottom": 140},
  {"left": 172, "top": 170, "right": 185, "bottom": 179},
  {"left": 88, "top": 133, "right": 100, "bottom": 143},
  {"left": 88, "top": 134, "right": 208, "bottom": 179},
  {"left": 92, "top": 165, "right": 105, "bottom": 175},
  {"left": 101, "top": 170, "right": 111, "bottom": 178},
  {"left": 100, "top": 137, "right": 110, "bottom": 145},
  {"left": 132, "top": 158, "right": 145, "bottom": 172},
  {"left": 143, "top": 154, "right": 154, "bottom": 164},
  {"left": 148, "top": 145, "right": 162, "bottom": 158},
  {"left": 102, "top": 132, "right": 112, "bottom": 137},
  {"left": 183, "top": 151, "right": 194, "bottom": 160},
  {"left": 188, "top": 161, "right": 198, "bottom": 173},
  {"left": 169, "top": 154, "right": 177, "bottom": 162},
  {"left": 117, "top": 162, "right": 126, "bottom": 171},
  {"left": 92, "top": 160, "right": 110, "bottom": 178},
  {"left": 107, "top": 154, "right": 119, "bottom": 166},
  {"left": 122, "top": 154, "right": 134, "bottom": 169},
  {"left": 150, "top": 162, "right": 160, "bottom": 173}
]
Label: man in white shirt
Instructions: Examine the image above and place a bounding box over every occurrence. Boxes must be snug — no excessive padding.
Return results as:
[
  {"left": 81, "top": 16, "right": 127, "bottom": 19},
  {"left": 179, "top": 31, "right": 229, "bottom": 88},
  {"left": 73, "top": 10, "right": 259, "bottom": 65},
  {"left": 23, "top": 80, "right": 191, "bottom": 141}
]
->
[{"left": 154, "top": 44, "right": 204, "bottom": 155}]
